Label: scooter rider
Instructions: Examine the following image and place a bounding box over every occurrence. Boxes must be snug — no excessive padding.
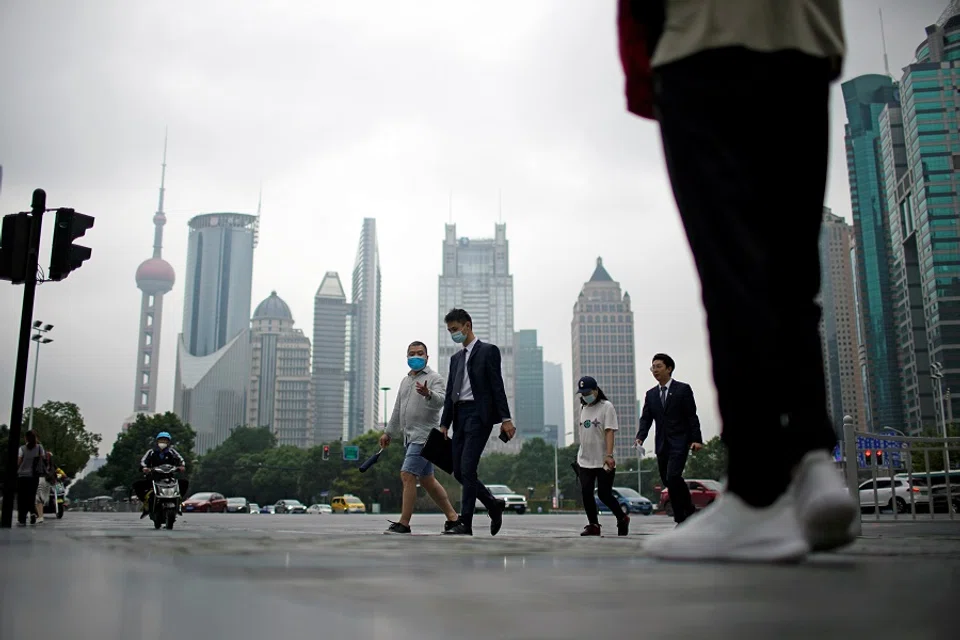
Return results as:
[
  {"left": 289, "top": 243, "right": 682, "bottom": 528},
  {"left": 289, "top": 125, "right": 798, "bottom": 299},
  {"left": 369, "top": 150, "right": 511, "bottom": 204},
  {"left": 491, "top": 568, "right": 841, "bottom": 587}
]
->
[{"left": 132, "top": 432, "right": 189, "bottom": 519}]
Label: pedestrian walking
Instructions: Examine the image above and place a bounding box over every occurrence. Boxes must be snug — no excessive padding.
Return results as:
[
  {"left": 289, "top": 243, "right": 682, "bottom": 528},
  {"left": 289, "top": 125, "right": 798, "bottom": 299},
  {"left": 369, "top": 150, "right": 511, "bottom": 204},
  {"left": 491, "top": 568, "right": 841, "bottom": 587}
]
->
[
  {"left": 15, "top": 430, "right": 45, "bottom": 526},
  {"left": 618, "top": 0, "right": 857, "bottom": 561},
  {"left": 379, "top": 340, "right": 460, "bottom": 534},
  {"left": 575, "top": 376, "right": 629, "bottom": 537}
]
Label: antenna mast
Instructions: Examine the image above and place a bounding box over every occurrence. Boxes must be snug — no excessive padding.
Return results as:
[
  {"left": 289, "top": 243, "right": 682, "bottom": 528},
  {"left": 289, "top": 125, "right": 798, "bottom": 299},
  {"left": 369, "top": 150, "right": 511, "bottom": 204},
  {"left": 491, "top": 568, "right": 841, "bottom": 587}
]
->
[{"left": 880, "top": 8, "right": 892, "bottom": 79}]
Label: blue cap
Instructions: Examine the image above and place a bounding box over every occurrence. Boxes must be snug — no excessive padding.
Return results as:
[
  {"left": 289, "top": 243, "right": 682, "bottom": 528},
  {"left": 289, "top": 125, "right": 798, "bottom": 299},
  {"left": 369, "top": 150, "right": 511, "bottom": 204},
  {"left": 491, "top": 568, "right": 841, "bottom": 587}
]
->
[
  {"left": 576, "top": 376, "right": 598, "bottom": 393},
  {"left": 156, "top": 432, "right": 172, "bottom": 441}
]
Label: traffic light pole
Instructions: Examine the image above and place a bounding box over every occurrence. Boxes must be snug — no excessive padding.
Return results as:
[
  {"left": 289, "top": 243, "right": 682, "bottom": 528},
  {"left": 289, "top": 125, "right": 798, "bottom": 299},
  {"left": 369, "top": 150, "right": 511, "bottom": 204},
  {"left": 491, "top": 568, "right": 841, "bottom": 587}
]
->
[{"left": 1, "top": 189, "right": 45, "bottom": 528}]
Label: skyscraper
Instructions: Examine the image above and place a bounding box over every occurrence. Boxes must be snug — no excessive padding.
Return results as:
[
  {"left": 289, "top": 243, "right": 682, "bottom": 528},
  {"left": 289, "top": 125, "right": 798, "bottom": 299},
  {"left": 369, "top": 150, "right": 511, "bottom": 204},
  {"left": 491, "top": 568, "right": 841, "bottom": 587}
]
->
[
  {"left": 438, "top": 223, "right": 517, "bottom": 453},
  {"left": 571, "top": 257, "right": 638, "bottom": 460},
  {"left": 313, "top": 271, "right": 351, "bottom": 444},
  {"left": 173, "top": 212, "right": 257, "bottom": 453},
  {"left": 880, "top": 3, "right": 960, "bottom": 431},
  {"left": 248, "top": 291, "right": 313, "bottom": 448},
  {"left": 347, "top": 218, "right": 381, "bottom": 440},
  {"left": 842, "top": 73, "right": 903, "bottom": 431},
  {"left": 129, "top": 137, "right": 176, "bottom": 427},
  {"left": 819, "top": 208, "right": 867, "bottom": 432},
  {"left": 543, "top": 361, "right": 566, "bottom": 446},
  {"left": 514, "top": 329, "right": 545, "bottom": 439}
]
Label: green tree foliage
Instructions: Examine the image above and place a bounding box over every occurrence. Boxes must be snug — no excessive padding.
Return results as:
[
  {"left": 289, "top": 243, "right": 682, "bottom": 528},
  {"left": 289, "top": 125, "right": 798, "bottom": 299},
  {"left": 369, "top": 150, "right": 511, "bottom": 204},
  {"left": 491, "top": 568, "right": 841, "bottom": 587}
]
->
[
  {"left": 908, "top": 423, "right": 960, "bottom": 474},
  {"left": 26, "top": 401, "right": 102, "bottom": 477},
  {"left": 191, "top": 426, "right": 277, "bottom": 496},
  {"left": 251, "top": 445, "right": 309, "bottom": 504},
  {"left": 683, "top": 436, "right": 727, "bottom": 481},
  {"left": 99, "top": 412, "right": 196, "bottom": 496},
  {"left": 65, "top": 471, "right": 108, "bottom": 500}
]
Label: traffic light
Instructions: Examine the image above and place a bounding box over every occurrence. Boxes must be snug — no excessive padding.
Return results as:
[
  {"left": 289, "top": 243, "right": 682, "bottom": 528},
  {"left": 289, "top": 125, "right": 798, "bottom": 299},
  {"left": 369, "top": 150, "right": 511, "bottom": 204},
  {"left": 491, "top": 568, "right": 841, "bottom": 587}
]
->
[
  {"left": 876, "top": 449, "right": 884, "bottom": 466},
  {"left": 48, "top": 208, "right": 94, "bottom": 281},
  {"left": 0, "top": 213, "right": 31, "bottom": 283},
  {"left": 865, "top": 449, "right": 872, "bottom": 466},
  {"left": 322, "top": 445, "right": 330, "bottom": 461}
]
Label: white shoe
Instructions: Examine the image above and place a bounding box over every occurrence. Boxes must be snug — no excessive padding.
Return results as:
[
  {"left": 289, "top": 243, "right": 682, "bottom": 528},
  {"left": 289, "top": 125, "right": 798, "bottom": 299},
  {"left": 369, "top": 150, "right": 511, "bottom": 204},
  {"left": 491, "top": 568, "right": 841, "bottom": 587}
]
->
[
  {"left": 643, "top": 490, "right": 809, "bottom": 563},
  {"left": 792, "top": 450, "right": 858, "bottom": 551},
  {"left": 36, "top": 517, "right": 44, "bottom": 524}
]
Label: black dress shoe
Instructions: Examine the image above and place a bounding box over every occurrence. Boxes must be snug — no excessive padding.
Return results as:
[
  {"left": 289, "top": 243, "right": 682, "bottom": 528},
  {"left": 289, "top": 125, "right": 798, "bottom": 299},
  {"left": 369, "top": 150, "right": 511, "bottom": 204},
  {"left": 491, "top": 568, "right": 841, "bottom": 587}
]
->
[
  {"left": 489, "top": 499, "right": 506, "bottom": 536},
  {"left": 442, "top": 522, "right": 473, "bottom": 536}
]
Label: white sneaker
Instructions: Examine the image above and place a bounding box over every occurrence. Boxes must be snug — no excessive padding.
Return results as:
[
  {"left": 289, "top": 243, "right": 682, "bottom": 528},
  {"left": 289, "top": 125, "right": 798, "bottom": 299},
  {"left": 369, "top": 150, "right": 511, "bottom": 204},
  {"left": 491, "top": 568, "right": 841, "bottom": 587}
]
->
[
  {"left": 643, "top": 490, "right": 809, "bottom": 563},
  {"left": 36, "top": 517, "right": 44, "bottom": 524},
  {"left": 792, "top": 450, "right": 858, "bottom": 551}
]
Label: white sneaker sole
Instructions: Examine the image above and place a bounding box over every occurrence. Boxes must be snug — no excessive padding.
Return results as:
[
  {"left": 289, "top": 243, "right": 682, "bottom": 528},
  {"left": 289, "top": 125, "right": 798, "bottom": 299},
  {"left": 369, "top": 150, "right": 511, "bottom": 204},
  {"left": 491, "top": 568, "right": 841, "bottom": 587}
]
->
[
  {"left": 802, "top": 492, "right": 858, "bottom": 552},
  {"left": 646, "top": 536, "right": 809, "bottom": 563}
]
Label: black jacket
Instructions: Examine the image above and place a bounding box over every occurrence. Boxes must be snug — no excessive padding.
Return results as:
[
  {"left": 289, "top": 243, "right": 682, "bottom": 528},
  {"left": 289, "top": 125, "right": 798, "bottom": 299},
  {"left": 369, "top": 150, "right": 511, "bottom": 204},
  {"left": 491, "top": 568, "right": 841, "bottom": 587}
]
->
[
  {"left": 440, "top": 339, "right": 512, "bottom": 430},
  {"left": 139, "top": 446, "right": 185, "bottom": 470},
  {"left": 636, "top": 379, "right": 703, "bottom": 455}
]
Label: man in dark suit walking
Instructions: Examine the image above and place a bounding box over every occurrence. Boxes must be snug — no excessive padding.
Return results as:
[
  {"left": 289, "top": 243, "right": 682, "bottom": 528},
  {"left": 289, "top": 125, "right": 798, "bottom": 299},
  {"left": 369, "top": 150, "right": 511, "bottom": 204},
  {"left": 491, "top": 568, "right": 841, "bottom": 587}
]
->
[
  {"left": 636, "top": 353, "right": 703, "bottom": 525},
  {"left": 439, "top": 308, "right": 515, "bottom": 536}
]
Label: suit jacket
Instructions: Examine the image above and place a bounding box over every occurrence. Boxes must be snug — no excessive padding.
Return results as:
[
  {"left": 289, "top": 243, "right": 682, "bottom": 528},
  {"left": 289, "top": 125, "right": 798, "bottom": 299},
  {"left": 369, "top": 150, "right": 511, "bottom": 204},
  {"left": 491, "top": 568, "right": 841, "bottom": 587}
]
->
[
  {"left": 440, "top": 339, "right": 512, "bottom": 430},
  {"left": 636, "top": 379, "right": 703, "bottom": 455}
]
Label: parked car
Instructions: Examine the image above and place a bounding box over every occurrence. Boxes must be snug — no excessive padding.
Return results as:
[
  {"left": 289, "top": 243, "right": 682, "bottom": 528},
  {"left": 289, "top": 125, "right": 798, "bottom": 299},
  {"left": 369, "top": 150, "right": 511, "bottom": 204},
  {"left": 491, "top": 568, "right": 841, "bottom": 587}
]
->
[
  {"left": 225, "top": 497, "right": 250, "bottom": 513},
  {"left": 596, "top": 486, "right": 653, "bottom": 515},
  {"left": 259, "top": 504, "right": 275, "bottom": 514},
  {"left": 182, "top": 492, "right": 228, "bottom": 513},
  {"left": 274, "top": 499, "right": 307, "bottom": 514},
  {"left": 248, "top": 503, "right": 260, "bottom": 514},
  {"left": 476, "top": 484, "right": 527, "bottom": 514},
  {"left": 331, "top": 495, "right": 366, "bottom": 513},
  {"left": 658, "top": 479, "right": 721, "bottom": 517},
  {"left": 858, "top": 478, "right": 930, "bottom": 513},
  {"left": 307, "top": 503, "right": 333, "bottom": 515}
]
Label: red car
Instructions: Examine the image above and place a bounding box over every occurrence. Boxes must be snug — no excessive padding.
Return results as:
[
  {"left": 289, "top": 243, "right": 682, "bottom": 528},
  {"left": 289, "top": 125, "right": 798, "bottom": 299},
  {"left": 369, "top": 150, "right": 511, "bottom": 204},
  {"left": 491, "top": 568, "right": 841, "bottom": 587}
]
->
[
  {"left": 182, "top": 492, "right": 228, "bottom": 513},
  {"left": 658, "top": 479, "right": 722, "bottom": 517}
]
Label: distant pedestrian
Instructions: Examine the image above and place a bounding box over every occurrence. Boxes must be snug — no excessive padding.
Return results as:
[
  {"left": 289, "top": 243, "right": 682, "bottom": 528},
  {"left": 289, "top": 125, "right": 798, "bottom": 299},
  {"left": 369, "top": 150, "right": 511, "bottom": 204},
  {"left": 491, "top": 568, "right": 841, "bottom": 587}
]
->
[
  {"left": 636, "top": 354, "right": 702, "bottom": 526},
  {"left": 439, "top": 308, "right": 515, "bottom": 536},
  {"left": 15, "top": 430, "right": 45, "bottom": 526},
  {"left": 618, "top": 0, "right": 857, "bottom": 561},
  {"left": 379, "top": 340, "right": 460, "bottom": 534},
  {"left": 35, "top": 448, "right": 56, "bottom": 524},
  {"left": 575, "top": 376, "right": 629, "bottom": 537}
]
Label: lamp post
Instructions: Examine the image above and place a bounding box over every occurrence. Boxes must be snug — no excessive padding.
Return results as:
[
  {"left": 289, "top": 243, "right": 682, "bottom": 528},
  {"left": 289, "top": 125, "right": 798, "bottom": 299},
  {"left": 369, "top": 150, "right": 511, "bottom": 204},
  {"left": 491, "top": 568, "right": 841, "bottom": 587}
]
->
[
  {"left": 27, "top": 321, "right": 54, "bottom": 431},
  {"left": 552, "top": 428, "right": 573, "bottom": 510},
  {"left": 931, "top": 362, "right": 951, "bottom": 472},
  {"left": 380, "top": 386, "right": 390, "bottom": 430}
]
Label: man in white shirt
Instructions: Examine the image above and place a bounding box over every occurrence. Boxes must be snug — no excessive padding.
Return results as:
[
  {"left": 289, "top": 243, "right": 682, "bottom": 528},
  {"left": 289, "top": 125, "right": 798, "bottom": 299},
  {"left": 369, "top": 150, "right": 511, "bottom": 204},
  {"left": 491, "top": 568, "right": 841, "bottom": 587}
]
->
[{"left": 619, "top": 0, "right": 857, "bottom": 562}]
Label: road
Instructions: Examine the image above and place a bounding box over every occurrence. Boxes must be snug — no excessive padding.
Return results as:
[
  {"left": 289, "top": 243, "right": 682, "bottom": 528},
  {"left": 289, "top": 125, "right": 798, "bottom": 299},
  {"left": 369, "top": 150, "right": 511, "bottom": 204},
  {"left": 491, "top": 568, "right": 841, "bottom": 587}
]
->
[{"left": 2, "top": 511, "right": 958, "bottom": 639}]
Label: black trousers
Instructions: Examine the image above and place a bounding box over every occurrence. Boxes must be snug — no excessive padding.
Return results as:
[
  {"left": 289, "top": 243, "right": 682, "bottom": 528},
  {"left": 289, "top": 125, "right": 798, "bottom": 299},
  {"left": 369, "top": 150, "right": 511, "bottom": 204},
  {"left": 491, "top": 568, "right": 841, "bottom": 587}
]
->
[
  {"left": 580, "top": 466, "right": 626, "bottom": 525},
  {"left": 658, "top": 446, "right": 694, "bottom": 523},
  {"left": 17, "top": 476, "right": 40, "bottom": 523},
  {"left": 655, "top": 47, "right": 839, "bottom": 508},
  {"left": 451, "top": 402, "right": 497, "bottom": 527}
]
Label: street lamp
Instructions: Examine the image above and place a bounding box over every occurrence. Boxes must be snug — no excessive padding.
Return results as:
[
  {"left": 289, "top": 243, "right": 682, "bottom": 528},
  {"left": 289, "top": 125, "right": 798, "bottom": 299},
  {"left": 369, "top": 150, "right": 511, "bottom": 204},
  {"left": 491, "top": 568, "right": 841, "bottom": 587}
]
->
[
  {"left": 28, "top": 322, "right": 54, "bottom": 431},
  {"left": 552, "top": 428, "right": 573, "bottom": 509},
  {"left": 881, "top": 426, "right": 906, "bottom": 438},
  {"left": 931, "top": 362, "right": 951, "bottom": 472},
  {"left": 380, "top": 386, "right": 390, "bottom": 430}
]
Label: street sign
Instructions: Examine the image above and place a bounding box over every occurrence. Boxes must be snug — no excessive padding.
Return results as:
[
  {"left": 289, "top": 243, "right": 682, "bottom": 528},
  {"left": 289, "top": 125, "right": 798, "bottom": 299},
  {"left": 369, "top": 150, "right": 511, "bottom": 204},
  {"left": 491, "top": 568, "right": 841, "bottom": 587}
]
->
[
  {"left": 343, "top": 445, "right": 360, "bottom": 462},
  {"left": 854, "top": 436, "right": 906, "bottom": 469}
]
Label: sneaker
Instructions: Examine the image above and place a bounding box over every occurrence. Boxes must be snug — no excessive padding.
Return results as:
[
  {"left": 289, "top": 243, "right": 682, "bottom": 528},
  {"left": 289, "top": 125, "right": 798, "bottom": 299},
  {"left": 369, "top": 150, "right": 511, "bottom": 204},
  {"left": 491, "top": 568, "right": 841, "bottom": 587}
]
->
[
  {"left": 36, "top": 517, "right": 44, "bottom": 524},
  {"left": 16, "top": 521, "right": 26, "bottom": 527},
  {"left": 443, "top": 519, "right": 459, "bottom": 533},
  {"left": 29, "top": 513, "right": 36, "bottom": 525},
  {"left": 643, "top": 490, "right": 809, "bottom": 563},
  {"left": 792, "top": 450, "right": 858, "bottom": 552},
  {"left": 580, "top": 524, "right": 601, "bottom": 536},
  {"left": 442, "top": 522, "right": 473, "bottom": 536},
  {"left": 384, "top": 521, "right": 412, "bottom": 535},
  {"left": 617, "top": 515, "right": 630, "bottom": 537}
]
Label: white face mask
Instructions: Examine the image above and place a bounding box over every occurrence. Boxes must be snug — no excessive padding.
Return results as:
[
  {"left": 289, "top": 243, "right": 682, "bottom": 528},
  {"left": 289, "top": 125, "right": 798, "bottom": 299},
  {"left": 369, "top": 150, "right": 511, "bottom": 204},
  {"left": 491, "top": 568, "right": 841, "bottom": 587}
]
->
[{"left": 157, "top": 442, "right": 169, "bottom": 450}]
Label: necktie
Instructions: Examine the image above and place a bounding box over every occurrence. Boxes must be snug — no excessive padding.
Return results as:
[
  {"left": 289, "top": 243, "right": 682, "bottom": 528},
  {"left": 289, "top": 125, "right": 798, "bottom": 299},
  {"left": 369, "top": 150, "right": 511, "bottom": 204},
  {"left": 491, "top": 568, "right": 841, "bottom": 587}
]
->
[{"left": 660, "top": 386, "right": 668, "bottom": 407}]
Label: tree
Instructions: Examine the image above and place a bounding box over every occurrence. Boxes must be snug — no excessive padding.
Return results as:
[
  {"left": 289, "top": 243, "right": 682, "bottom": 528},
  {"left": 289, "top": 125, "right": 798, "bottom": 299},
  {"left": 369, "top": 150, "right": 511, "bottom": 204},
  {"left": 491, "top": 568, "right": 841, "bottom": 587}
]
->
[
  {"left": 511, "top": 438, "right": 557, "bottom": 492},
  {"left": 908, "top": 423, "right": 959, "bottom": 474},
  {"left": 66, "top": 471, "right": 107, "bottom": 500},
  {"left": 478, "top": 452, "right": 516, "bottom": 485},
  {"left": 684, "top": 435, "right": 727, "bottom": 481},
  {"left": 191, "top": 426, "right": 277, "bottom": 495},
  {"left": 99, "top": 412, "right": 196, "bottom": 496},
  {"left": 27, "top": 401, "right": 102, "bottom": 478},
  {"left": 251, "top": 445, "right": 308, "bottom": 505}
]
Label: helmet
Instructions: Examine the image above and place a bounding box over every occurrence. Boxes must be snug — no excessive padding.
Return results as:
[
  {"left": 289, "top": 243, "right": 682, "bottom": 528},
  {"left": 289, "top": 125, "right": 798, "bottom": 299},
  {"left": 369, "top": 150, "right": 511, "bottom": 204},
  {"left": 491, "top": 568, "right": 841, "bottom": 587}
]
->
[{"left": 156, "top": 432, "right": 172, "bottom": 441}]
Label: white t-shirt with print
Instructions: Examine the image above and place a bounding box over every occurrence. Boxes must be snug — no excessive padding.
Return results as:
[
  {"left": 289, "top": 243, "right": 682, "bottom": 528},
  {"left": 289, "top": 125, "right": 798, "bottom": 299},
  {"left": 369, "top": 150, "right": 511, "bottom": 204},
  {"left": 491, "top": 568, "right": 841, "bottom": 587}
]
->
[{"left": 577, "top": 400, "right": 619, "bottom": 469}]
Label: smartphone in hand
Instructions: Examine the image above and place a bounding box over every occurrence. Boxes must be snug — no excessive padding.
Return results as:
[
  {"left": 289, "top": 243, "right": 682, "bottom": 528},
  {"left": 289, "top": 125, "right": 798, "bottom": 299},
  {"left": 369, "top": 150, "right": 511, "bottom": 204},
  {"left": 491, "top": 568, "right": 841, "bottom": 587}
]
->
[{"left": 498, "top": 430, "right": 510, "bottom": 443}]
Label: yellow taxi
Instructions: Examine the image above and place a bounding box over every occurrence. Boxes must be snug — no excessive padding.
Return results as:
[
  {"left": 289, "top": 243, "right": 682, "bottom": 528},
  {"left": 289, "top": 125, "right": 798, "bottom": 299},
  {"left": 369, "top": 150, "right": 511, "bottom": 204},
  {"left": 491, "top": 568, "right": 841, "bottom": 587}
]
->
[{"left": 331, "top": 494, "right": 366, "bottom": 513}]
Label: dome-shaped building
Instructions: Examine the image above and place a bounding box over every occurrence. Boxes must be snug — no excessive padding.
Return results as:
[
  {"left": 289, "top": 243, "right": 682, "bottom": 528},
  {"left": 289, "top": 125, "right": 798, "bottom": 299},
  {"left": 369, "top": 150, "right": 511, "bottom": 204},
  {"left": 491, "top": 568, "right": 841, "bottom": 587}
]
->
[{"left": 135, "top": 257, "right": 176, "bottom": 294}]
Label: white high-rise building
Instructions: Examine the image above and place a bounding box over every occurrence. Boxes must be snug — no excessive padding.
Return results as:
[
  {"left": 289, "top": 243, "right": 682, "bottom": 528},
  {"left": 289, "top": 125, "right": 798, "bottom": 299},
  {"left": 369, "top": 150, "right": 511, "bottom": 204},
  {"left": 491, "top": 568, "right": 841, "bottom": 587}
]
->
[
  {"left": 437, "top": 223, "right": 518, "bottom": 454},
  {"left": 347, "top": 218, "right": 381, "bottom": 440}
]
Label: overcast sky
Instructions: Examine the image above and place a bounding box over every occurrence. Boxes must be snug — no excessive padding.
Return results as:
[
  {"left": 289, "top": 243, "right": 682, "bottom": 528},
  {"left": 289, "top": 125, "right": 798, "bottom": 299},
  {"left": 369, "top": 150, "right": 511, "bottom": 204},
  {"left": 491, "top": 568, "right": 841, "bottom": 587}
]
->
[{"left": 0, "top": 1, "right": 943, "bottom": 454}]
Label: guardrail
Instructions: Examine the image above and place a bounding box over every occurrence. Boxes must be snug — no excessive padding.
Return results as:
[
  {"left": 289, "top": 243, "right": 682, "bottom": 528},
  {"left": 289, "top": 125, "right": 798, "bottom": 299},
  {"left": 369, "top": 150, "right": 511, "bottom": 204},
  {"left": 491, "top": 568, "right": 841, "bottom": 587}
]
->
[{"left": 840, "top": 418, "right": 959, "bottom": 529}]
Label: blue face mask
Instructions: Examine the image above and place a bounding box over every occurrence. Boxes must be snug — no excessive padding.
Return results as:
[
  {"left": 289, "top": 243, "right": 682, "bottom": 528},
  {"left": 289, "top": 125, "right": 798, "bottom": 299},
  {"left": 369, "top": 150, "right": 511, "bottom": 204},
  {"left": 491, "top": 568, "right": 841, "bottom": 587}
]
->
[
  {"left": 407, "top": 356, "right": 427, "bottom": 371},
  {"left": 451, "top": 331, "right": 466, "bottom": 344},
  {"left": 582, "top": 393, "right": 596, "bottom": 405}
]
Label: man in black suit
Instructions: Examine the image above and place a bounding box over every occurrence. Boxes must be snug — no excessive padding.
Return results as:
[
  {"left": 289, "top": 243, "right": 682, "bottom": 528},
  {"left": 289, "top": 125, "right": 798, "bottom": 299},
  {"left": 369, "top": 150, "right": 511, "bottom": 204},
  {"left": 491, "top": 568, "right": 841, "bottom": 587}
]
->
[
  {"left": 439, "top": 308, "right": 515, "bottom": 536},
  {"left": 636, "top": 353, "right": 703, "bottom": 525}
]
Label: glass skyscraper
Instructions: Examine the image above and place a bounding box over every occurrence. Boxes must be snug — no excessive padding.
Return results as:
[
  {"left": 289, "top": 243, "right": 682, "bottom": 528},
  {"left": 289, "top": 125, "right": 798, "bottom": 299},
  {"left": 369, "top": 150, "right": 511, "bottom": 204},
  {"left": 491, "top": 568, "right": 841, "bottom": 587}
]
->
[
  {"left": 881, "top": 4, "right": 960, "bottom": 431},
  {"left": 842, "top": 74, "right": 903, "bottom": 431},
  {"left": 514, "top": 329, "right": 545, "bottom": 439}
]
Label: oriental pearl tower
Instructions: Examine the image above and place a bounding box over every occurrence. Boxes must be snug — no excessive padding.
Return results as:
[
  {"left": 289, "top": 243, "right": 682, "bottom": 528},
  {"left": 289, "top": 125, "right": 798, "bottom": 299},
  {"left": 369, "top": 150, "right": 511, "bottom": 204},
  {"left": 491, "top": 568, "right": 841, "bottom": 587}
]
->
[{"left": 131, "top": 135, "right": 176, "bottom": 418}]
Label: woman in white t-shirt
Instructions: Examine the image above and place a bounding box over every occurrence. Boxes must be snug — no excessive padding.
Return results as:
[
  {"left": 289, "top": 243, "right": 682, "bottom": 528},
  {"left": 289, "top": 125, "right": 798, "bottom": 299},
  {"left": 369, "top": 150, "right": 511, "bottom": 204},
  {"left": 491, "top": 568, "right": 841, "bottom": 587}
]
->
[
  {"left": 575, "top": 375, "right": 629, "bottom": 536},
  {"left": 15, "top": 429, "right": 44, "bottom": 526}
]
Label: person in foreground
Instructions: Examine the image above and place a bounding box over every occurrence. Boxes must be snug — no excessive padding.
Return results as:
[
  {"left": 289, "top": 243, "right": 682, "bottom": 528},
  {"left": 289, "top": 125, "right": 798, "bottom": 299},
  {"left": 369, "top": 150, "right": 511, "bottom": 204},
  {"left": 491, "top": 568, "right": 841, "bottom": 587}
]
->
[
  {"left": 575, "top": 376, "right": 630, "bottom": 536},
  {"left": 379, "top": 341, "right": 460, "bottom": 534},
  {"left": 133, "top": 432, "right": 189, "bottom": 519},
  {"left": 439, "top": 308, "right": 515, "bottom": 536},
  {"left": 636, "top": 354, "right": 703, "bottom": 526},
  {"left": 618, "top": 0, "right": 858, "bottom": 562}
]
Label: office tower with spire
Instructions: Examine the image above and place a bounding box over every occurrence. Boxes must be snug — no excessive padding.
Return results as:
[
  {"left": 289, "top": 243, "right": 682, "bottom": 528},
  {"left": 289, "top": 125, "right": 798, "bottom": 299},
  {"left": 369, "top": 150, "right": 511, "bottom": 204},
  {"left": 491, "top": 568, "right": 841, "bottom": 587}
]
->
[
  {"left": 248, "top": 291, "right": 314, "bottom": 448},
  {"left": 173, "top": 209, "right": 258, "bottom": 453},
  {"left": 438, "top": 223, "right": 518, "bottom": 453},
  {"left": 347, "top": 218, "right": 381, "bottom": 439},
  {"left": 313, "top": 271, "right": 352, "bottom": 443},
  {"left": 880, "top": 1, "right": 960, "bottom": 431},
  {"left": 819, "top": 207, "right": 867, "bottom": 432},
  {"left": 571, "top": 257, "right": 638, "bottom": 460},
  {"left": 126, "top": 136, "right": 176, "bottom": 430}
]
